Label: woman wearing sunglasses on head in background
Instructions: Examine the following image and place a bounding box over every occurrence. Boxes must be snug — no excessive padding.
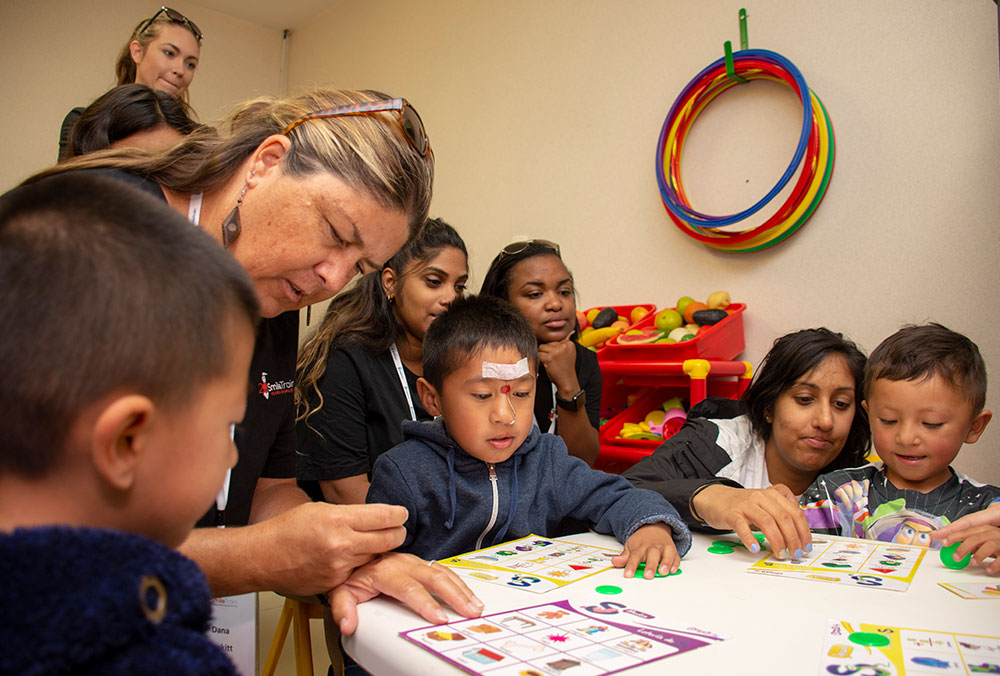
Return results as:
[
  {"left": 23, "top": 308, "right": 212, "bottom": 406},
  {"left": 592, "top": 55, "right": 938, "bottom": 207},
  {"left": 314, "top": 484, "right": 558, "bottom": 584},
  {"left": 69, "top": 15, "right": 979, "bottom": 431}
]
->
[
  {"left": 59, "top": 6, "right": 202, "bottom": 160},
  {"left": 30, "top": 88, "right": 483, "bottom": 635},
  {"left": 297, "top": 218, "right": 470, "bottom": 506},
  {"left": 480, "top": 241, "right": 601, "bottom": 467}
]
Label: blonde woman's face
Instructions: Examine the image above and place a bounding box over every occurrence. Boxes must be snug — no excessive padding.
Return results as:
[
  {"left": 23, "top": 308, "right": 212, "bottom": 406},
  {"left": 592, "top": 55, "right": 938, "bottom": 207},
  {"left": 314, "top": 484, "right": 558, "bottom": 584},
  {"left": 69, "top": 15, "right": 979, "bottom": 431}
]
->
[
  {"left": 233, "top": 171, "right": 410, "bottom": 318},
  {"left": 131, "top": 24, "right": 200, "bottom": 97}
]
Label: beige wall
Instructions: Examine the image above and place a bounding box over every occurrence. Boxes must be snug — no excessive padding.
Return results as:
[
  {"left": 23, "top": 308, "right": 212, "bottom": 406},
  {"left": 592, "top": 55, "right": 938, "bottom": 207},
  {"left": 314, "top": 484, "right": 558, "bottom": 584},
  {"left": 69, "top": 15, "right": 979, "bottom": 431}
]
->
[
  {"left": 287, "top": 0, "right": 1000, "bottom": 484},
  {"left": 0, "top": 0, "right": 284, "bottom": 189}
]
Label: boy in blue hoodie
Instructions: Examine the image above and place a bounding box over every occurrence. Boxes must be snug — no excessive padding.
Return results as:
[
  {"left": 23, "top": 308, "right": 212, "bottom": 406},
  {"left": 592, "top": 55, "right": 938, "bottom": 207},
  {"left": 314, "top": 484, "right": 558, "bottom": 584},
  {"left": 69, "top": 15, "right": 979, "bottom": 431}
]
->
[{"left": 366, "top": 295, "right": 691, "bottom": 577}]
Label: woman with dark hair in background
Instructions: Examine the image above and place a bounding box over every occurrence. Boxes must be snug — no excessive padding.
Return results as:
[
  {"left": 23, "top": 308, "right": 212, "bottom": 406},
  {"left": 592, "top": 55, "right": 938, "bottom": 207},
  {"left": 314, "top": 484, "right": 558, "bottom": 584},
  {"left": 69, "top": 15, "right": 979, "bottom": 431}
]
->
[
  {"left": 66, "top": 84, "right": 200, "bottom": 157},
  {"left": 480, "top": 240, "right": 600, "bottom": 466},
  {"left": 297, "top": 218, "right": 469, "bottom": 505},
  {"left": 624, "top": 328, "right": 871, "bottom": 559},
  {"left": 59, "top": 6, "right": 202, "bottom": 160}
]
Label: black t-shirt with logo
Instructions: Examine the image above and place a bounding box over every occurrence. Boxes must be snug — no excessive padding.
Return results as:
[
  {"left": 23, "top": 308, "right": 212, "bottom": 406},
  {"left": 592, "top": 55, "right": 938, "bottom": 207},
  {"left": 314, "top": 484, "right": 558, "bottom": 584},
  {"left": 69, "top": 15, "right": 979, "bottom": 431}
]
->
[{"left": 198, "top": 310, "right": 299, "bottom": 527}]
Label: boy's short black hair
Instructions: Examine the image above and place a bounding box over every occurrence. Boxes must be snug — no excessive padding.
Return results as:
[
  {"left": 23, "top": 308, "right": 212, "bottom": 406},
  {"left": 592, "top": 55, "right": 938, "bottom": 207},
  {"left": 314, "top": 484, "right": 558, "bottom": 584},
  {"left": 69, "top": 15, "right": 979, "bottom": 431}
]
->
[
  {"left": 0, "top": 173, "right": 259, "bottom": 478},
  {"left": 865, "top": 323, "right": 987, "bottom": 414},
  {"left": 422, "top": 294, "right": 539, "bottom": 391}
]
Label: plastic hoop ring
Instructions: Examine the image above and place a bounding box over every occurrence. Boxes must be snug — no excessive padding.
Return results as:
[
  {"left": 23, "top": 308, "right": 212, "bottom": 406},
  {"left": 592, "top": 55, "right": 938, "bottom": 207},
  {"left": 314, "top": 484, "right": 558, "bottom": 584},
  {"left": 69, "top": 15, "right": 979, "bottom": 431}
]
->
[{"left": 656, "top": 48, "right": 835, "bottom": 252}]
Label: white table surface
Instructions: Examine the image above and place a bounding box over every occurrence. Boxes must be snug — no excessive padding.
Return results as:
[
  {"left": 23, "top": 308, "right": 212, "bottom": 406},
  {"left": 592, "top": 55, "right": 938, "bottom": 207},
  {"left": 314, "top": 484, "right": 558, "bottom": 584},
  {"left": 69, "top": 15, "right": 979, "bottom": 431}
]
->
[{"left": 343, "top": 533, "right": 1000, "bottom": 675}]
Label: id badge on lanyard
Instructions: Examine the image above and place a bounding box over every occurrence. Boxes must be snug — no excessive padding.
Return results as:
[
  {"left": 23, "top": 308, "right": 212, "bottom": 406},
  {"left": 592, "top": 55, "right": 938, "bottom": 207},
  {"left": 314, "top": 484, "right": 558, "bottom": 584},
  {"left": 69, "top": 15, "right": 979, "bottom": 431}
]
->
[{"left": 390, "top": 343, "right": 418, "bottom": 422}]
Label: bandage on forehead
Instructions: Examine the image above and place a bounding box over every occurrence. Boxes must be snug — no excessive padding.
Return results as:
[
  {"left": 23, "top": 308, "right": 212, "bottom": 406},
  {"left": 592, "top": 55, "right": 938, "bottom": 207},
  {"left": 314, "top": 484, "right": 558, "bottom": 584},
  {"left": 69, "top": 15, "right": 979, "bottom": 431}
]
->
[{"left": 481, "top": 357, "right": 529, "bottom": 381}]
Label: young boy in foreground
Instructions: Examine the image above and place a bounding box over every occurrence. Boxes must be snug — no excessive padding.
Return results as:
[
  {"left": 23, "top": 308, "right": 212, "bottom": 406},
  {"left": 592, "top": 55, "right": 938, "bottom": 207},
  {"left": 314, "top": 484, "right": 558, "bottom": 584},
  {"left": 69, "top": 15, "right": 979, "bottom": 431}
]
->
[
  {"left": 0, "top": 174, "right": 259, "bottom": 673},
  {"left": 366, "top": 295, "right": 691, "bottom": 577},
  {"left": 801, "top": 324, "right": 1000, "bottom": 565}
]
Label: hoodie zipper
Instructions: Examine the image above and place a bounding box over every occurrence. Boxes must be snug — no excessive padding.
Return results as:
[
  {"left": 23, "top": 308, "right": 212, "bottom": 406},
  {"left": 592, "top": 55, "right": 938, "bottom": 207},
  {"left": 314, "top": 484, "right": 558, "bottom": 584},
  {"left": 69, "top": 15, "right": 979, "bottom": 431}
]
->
[{"left": 475, "top": 463, "right": 499, "bottom": 550}]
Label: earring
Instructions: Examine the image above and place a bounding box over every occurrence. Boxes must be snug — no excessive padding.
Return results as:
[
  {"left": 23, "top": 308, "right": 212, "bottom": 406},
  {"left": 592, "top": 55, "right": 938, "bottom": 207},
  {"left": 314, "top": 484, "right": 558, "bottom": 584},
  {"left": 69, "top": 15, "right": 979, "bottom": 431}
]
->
[
  {"left": 387, "top": 294, "right": 395, "bottom": 304},
  {"left": 221, "top": 171, "right": 253, "bottom": 248}
]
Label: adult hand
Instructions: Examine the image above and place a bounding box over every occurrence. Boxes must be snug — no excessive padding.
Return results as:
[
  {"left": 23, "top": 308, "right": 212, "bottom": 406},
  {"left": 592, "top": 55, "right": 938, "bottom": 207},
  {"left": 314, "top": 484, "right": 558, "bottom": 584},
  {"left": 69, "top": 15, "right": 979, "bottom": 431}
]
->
[
  {"left": 330, "top": 553, "right": 485, "bottom": 635},
  {"left": 537, "top": 338, "right": 579, "bottom": 396},
  {"left": 692, "top": 484, "right": 812, "bottom": 559},
  {"left": 250, "top": 502, "right": 407, "bottom": 597},
  {"left": 932, "top": 501, "right": 1000, "bottom": 544}
]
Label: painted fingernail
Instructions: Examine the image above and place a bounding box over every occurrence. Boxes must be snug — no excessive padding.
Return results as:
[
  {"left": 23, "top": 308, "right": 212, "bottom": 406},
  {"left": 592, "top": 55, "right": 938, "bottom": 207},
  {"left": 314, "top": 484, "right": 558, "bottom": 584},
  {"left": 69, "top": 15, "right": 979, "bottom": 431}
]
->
[
  {"left": 805, "top": 543, "right": 813, "bottom": 553},
  {"left": 749, "top": 543, "right": 760, "bottom": 552},
  {"left": 793, "top": 549, "right": 804, "bottom": 559}
]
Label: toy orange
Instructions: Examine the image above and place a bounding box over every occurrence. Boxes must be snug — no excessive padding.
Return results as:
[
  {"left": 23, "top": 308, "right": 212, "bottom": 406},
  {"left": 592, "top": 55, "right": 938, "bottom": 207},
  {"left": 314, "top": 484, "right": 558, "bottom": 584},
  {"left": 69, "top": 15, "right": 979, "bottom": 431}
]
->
[{"left": 683, "top": 301, "right": 708, "bottom": 324}]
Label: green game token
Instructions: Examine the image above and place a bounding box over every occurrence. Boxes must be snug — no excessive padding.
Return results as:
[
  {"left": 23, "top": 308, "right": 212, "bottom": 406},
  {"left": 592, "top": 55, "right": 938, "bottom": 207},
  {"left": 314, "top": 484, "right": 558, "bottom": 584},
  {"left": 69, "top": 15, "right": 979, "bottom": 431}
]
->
[
  {"left": 595, "top": 585, "right": 622, "bottom": 595},
  {"left": 707, "top": 544, "right": 736, "bottom": 555},
  {"left": 848, "top": 632, "right": 890, "bottom": 648},
  {"left": 940, "top": 542, "right": 971, "bottom": 570},
  {"left": 635, "top": 563, "right": 682, "bottom": 578},
  {"left": 754, "top": 533, "right": 767, "bottom": 544}
]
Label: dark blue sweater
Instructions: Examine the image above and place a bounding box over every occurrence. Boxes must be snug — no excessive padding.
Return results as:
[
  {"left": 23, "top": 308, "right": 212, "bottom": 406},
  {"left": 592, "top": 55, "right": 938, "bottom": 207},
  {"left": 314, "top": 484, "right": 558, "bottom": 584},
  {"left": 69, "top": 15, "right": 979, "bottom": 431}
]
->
[
  {"left": 366, "top": 419, "right": 692, "bottom": 561},
  {"left": 0, "top": 526, "right": 237, "bottom": 676}
]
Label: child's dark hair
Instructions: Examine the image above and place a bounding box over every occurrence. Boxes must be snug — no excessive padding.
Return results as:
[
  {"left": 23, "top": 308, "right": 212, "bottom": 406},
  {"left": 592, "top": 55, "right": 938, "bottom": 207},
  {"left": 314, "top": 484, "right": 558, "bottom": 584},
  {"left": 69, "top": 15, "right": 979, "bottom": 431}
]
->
[
  {"left": 423, "top": 295, "right": 539, "bottom": 391},
  {"left": 743, "top": 328, "right": 870, "bottom": 470},
  {"left": 0, "top": 173, "right": 259, "bottom": 478},
  {"left": 479, "top": 240, "right": 570, "bottom": 302},
  {"left": 865, "top": 323, "right": 987, "bottom": 414}
]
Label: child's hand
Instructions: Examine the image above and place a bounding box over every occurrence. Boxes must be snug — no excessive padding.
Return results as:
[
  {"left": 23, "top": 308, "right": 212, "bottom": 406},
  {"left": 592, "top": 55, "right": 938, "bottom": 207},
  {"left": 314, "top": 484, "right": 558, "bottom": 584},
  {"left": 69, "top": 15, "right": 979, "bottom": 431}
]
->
[
  {"left": 612, "top": 523, "right": 679, "bottom": 579},
  {"left": 935, "top": 525, "right": 1000, "bottom": 575}
]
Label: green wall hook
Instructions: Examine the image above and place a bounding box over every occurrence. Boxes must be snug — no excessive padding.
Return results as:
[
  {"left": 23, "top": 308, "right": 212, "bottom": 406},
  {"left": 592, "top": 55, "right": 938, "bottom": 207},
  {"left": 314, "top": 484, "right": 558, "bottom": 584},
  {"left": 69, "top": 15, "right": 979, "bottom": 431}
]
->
[{"left": 724, "top": 8, "right": 749, "bottom": 84}]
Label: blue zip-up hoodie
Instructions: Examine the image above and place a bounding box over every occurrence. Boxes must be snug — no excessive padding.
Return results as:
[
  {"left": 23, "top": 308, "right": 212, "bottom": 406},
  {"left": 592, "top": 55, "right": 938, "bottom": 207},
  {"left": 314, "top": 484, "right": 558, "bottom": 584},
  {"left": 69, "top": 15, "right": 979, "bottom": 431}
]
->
[{"left": 366, "top": 419, "right": 692, "bottom": 561}]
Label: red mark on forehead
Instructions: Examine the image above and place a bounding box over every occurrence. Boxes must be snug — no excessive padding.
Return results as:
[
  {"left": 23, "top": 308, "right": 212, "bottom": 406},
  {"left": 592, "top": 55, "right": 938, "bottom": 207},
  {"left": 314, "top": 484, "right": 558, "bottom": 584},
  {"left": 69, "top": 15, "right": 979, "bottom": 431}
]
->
[{"left": 501, "top": 384, "right": 511, "bottom": 394}]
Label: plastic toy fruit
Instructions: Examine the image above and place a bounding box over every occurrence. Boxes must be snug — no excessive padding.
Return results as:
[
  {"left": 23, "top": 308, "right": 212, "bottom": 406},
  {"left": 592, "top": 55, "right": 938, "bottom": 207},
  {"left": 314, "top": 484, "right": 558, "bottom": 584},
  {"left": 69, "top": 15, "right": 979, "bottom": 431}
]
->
[
  {"left": 653, "top": 308, "right": 683, "bottom": 333},
  {"left": 668, "top": 327, "right": 693, "bottom": 342},
  {"left": 706, "top": 290, "right": 731, "bottom": 309},
  {"left": 617, "top": 328, "right": 663, "bottom": 344},
  {"left": 575, "top": 310, "right": 587, "bottom": 329},
  {"left": 676, "top": 296, "right": 696, "bottom": 317},
  {"left": 692, "top": 308, "right": 728, "bottom": 325},
  {"left": 630, "top": 306, "right": 650, "bottom": 324},
  {"left": 591, "top": 307, "right": 618, "bottom": 329},
  {"left": 682, "top": 301, "right": 708, "bottom": 324}
]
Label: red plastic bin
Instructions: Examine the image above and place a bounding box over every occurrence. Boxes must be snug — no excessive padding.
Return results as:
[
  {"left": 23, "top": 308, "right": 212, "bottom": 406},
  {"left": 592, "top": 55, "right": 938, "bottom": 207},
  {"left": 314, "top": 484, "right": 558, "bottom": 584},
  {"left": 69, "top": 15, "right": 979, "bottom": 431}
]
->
[{"left": 601, "top": 302, "right": 746, "bottom": 361}]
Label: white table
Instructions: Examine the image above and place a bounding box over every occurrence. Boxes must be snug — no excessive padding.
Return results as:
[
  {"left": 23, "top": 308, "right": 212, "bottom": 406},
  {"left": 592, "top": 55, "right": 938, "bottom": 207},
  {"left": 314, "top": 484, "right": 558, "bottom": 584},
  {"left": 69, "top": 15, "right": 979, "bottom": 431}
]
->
[{"left": 344, "top": 533, "right": 1000, "bottom": 675}]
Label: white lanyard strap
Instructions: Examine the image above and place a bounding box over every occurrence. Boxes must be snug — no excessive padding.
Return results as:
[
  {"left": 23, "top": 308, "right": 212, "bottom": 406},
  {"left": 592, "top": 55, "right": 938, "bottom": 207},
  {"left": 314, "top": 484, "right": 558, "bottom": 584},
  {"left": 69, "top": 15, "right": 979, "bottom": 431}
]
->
[
  {"left": 187, "top": 192, "right": 203, "bottom": 225},
  {"left": 389, "top": 343, "right": 418, "bottom": 422}
]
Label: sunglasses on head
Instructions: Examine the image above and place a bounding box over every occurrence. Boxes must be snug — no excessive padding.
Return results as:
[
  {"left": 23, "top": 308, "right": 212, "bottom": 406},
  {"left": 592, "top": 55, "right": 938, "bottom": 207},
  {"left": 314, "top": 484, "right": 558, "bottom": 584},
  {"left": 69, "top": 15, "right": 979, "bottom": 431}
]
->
[
  {"left": 137, "top": 6, "right": 204, "bottom": 42},
  {"left": 498, "top": 239, "right": 561, "bottom": 261},
  {"left": 280, "top": 98, "right": 432, "bottom": 159}
]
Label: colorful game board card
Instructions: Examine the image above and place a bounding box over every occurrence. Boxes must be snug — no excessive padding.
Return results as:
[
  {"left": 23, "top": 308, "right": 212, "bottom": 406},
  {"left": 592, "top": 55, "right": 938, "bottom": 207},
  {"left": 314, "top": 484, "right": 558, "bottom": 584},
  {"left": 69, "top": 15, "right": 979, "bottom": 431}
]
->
[
  {"left": 439, "top": 535, "right": 621, "bottom": 594},
  {"left": 747, "top": 534, "right": 927, "bottom": 592},
  {"left": 819, "top": 619, "right": 1000, "bottom": 675},
  {"left": 938, "top": 581, "right": 1000, "bottom": 600},
  {"left": 403, "top": 597, "right": 724, "bottom": 675}
]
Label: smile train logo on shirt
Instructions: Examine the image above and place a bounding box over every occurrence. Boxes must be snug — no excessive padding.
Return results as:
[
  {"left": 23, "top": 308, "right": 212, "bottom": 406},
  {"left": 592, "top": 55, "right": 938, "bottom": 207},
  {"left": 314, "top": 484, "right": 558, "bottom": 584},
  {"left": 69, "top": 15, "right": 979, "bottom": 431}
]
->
[{"left": 257, "top": 371, "right": 294, "bottom": 400}]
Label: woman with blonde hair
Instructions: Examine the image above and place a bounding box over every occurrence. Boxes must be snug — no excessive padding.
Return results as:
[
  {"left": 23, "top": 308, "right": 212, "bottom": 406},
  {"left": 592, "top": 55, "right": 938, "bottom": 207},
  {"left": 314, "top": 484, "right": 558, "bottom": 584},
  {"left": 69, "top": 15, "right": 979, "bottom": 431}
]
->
[
  {"left": 59, "top": 6, "right": 203, "bottom": 159},
  {"left": 31, "top": 87, "right": 483, "bottom": 633}
]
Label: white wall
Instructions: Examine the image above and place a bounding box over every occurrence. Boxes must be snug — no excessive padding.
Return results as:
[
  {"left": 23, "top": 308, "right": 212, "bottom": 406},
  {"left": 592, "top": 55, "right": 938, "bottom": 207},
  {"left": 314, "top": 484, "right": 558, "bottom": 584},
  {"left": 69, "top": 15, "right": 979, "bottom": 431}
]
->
[
  {"left": 286, "top": 0, "right": 1000, "bottom": 483},
  {"left": 0, "top": 0, "right": 284, "bottom": 189}
]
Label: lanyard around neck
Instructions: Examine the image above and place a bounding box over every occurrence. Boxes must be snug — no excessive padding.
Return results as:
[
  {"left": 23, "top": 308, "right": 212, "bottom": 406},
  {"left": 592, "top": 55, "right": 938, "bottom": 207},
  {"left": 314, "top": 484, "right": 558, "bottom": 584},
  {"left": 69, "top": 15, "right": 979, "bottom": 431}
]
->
[{"left": 389, "top": 343, "right": 418, "bottom": 422}]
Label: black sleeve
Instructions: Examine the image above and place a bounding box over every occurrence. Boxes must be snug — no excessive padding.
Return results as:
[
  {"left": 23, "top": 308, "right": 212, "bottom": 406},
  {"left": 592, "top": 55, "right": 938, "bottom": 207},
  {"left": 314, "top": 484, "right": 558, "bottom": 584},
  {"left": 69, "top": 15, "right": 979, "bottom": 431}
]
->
[
  {"left": 58, "top": 108, "right": 84, "bottom": 162},
  {"left": 622, "top": 415, "right": 743, "bottom": 527},
  {"left": 297, "top": 347, "right": 373, "bottom": 481}
]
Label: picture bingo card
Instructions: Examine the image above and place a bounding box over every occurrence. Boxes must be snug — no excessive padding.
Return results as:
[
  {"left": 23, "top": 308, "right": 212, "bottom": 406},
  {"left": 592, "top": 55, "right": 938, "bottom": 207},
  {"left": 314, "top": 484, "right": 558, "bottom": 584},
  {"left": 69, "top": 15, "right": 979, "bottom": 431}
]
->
[
  {"left": 402, "top": 597, "right": 724, "bottom": 676},
  {"left": 438, "top": 534, "right": 621, "bottom": 594},
  {"left": 819, "top": 619, "right": 1000, "bottom": 675},
  {"left": 747, "top": 534, "right": 926, "bottom": 592},
  {"left": 938, "top": 581, "right": 1000, "bottom": 600}
]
